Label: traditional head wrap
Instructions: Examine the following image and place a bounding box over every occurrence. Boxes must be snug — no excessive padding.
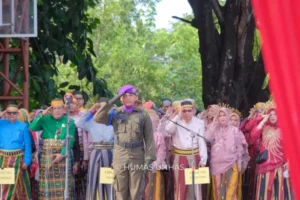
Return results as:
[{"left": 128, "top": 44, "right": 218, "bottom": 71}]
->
[
  {"left": 181, "top": 101, "right": 193, "bottom": 109},
  {"left": 143, "top": 102, "right": 153, "bottom": 110},
  {"left": 184, "top": 99, "right": 195, "bottom": 107},
  {"left": 172, "top": 101, "right": 181, "bottom": 112},
  {"left": 17, "top": 108, "right": 29, "bottom": 123},
  {"left": 51, "top": 99, "right": 64, "bottom": 107},
  {"left": 6, "top": 104, "right": 18, "bottom": 112},
  {"left": 118, "top": 84, "right": 138, "bottom": 96}
]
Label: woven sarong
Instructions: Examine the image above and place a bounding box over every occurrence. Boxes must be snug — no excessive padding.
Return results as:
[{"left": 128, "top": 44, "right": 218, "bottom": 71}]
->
[
  {"left": 0, "top": 149, "right": 32, "bottom": 200},
  {"left": 39, "top": 139, "right": 73, "bottom": 200},
  {"left": 211, "top": 163, "right": 239, "bottom": 200},
  {"left": 144, "top": 170, "right": 165, "bottom": 200},
  {"left": 171, "top": 149, "right": 202, "bottom": 200},
  {"left": 86, "top": 148, "right": 113, "bottom": 200},
  {"left": 256, "top": 166, "right": 292, "bottom": 200}
]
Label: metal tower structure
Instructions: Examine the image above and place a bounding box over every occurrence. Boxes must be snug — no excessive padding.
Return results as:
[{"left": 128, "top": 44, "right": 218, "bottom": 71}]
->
[{"left": 0, "top": 0, "right": 37, "bottom": 110}]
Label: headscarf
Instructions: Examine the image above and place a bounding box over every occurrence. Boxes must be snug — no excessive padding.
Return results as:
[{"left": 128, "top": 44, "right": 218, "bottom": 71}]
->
[
  {"left": 229, "top": 112, "right": 241, "bottom": 128},
  {"left": 172, "top": 101, "right": 181, "bottom": 112},
  {"left": 214, "top": 108, "right": 230, "bottom": 127},
  {"left": 265, "top": 108, "right": 278, "bottom": 128}
]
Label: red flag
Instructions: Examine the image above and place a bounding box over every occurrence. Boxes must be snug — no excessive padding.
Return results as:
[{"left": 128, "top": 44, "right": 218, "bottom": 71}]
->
[{"left": 252, "top": 0, "right": 300, "bottom": 198}]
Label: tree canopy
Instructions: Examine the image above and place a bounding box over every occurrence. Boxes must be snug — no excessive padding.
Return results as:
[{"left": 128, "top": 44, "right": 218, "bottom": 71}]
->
[{"left": 54, "top": 1, "right": 205, "bottom": 109}]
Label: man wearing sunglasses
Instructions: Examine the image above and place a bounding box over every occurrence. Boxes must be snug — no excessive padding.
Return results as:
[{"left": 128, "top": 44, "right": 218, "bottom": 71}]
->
[
  {"left": 0, "top": 105, "right": 32, "bottom": 199},
  {"left": 165, "top": 100, "right": 207, "bottom": 200}
]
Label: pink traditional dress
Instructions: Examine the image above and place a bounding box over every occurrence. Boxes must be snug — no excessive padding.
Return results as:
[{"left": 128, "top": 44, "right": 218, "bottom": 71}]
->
[
  {"left": 251, "top": 109, "right": 292, "bottom": 200},
  {"left": 205, "top": 108, "right": 243, "bottom": 200}
]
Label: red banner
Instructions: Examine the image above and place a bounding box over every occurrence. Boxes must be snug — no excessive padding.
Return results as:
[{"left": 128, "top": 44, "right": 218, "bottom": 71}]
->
[{"left": 252, "top": 0, "right": 300, "bottom": 198}]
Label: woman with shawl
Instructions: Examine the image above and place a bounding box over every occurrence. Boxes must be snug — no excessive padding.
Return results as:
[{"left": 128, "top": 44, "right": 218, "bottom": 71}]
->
[
  {"left": 251, "top": 108, "right": 292, "bottom": 199},
  {"left": 205, "top": 108, "right": 243, "bottom": 200}
]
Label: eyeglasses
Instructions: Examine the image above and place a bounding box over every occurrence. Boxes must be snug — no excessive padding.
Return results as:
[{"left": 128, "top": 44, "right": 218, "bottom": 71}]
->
[
  {"left": 182, "top": 110, "right": 192, "bottom": 113},
  {"left": 75, "top": 97, "right": 83, "bottom": 100},
  {"left": 7, "top": 111, "right": 18, "bottom": 115}
]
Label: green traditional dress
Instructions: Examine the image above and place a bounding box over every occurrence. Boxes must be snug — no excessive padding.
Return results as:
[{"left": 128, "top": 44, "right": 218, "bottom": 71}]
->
[{"left": 29, "top": 114, "right": 75, "bottom": 200}]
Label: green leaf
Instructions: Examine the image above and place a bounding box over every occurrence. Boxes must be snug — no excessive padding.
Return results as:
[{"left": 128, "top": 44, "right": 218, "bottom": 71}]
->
[
  {"left": 32, "top": 80, "right": 41, "bottom": 93},
  {"left": 68, "top": 85, "right": 81, "bottom": 91},
  {"left": 59, "top": 82, "right": 69, "bottom": 88}
]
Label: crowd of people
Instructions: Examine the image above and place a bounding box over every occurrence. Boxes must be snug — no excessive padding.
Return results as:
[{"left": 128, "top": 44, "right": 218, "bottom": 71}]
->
[{"left": 0, "top": 84, "right": 293, "bottom": 200}]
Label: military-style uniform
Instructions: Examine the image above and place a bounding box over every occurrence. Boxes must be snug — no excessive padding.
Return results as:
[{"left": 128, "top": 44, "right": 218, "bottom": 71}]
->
[{"left": 94, "top": 105, "right": 156, "bottom": 200}]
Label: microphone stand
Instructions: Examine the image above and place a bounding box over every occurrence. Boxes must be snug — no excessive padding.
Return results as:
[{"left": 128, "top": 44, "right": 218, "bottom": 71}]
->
[
  {"left": 164, "top": 118, "right": 214, "bottom": 144},
  {"left": 191, "top": 133, "right": 196, "bottom": 200},
  {"left": 64, "top": 103, "right": 71, "bottom": 200},
  {"left": 165, "top": 117, "right": 214, "bottom": 200}
]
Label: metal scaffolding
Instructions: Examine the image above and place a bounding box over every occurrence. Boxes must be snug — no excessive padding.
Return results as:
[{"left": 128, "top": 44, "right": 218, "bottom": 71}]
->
[
  {"left": 0, "top": 38, "right": 29, "bottom": 109},
  {"left": 0, "top": 0, "right": 36, "bottom": 110}
]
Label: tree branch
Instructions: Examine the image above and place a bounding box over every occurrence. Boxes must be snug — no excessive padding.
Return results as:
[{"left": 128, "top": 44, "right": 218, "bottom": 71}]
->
[
  {"left": 211, "top": 0, "right": 224, "bottom": 25},
  {"left": 172, "top": 16, "right": 192, "bottom": 24}
]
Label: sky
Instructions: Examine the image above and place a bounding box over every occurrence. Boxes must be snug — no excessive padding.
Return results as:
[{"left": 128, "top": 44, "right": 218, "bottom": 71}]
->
[{"left": 155, "top": 0, "right": 193, "bottom": 29}]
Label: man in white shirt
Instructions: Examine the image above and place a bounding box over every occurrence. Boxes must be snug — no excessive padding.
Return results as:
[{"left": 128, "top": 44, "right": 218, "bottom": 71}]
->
[{"left": 165, "top": 100, "right": 207, "bottom": 200}]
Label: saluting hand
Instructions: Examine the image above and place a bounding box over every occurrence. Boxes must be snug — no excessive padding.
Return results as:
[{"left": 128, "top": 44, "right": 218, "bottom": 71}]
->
[
  {"left": 89, "top": 103, "right": 101, "bottom": 113},
  {"left": 0, "top": 110, "right": 7, "bottom": 118},
  {"left": 42, "top": 106, "right": 52, "bottom": 116},
  {"left": 165, "top": 107, "right": 175, "bottom": 119},
  {"left": 261, "top": 114, "right": 270, "bottom": 124}
]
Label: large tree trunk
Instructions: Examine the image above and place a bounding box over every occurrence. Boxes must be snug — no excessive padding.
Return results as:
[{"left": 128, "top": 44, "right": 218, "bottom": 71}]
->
[{"left": 188, "top": 0, "right": 269, "bottom": 115}]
